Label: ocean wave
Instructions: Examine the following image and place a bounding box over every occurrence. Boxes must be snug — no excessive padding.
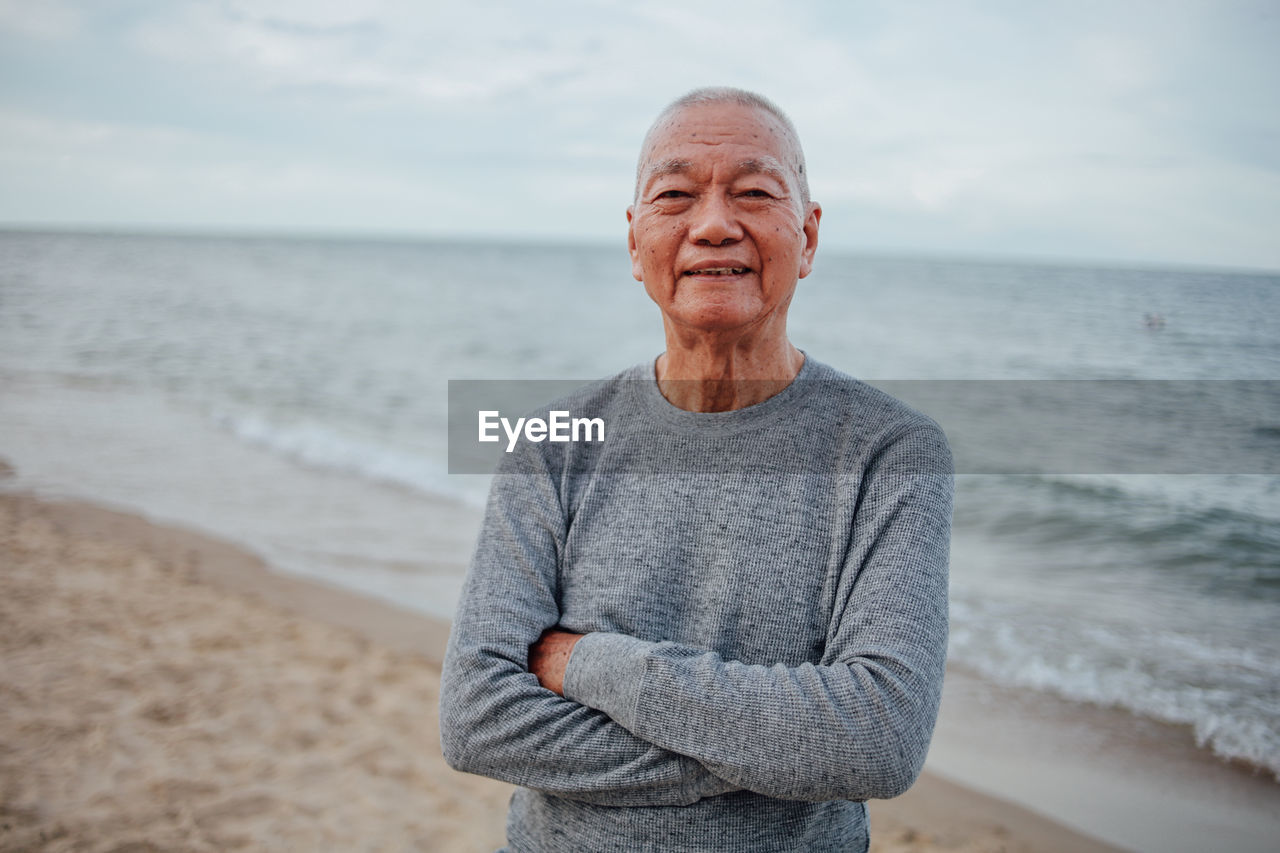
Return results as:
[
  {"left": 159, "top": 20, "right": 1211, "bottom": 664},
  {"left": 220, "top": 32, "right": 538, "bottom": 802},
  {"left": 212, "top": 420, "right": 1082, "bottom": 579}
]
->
[
  {"left": 211, "top": 409, "right": 489, "bottom": 509},
  {"left": 955, "top": 474, "right": 1280, "bottom": 594},
  {"left": 960, "top": 472, "right": 1280, "bottom": 525},
  {"left": 949, "top": 595, "right": 1280, "bottom": 780}
]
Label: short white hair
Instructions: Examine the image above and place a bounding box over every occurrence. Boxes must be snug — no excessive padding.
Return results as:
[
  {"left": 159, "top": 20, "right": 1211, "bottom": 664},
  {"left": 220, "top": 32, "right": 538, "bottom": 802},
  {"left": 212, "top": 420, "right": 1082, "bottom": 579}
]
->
[{"left": 634, "top": 87, "right": 810, "bottom": 208}]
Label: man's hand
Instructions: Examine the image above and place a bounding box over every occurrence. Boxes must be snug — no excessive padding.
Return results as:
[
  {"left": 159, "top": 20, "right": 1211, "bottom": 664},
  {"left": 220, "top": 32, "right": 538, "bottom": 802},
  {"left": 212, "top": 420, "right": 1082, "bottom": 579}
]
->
[{"left": 528, "top": 629, "right": 585, "bottom": 696}]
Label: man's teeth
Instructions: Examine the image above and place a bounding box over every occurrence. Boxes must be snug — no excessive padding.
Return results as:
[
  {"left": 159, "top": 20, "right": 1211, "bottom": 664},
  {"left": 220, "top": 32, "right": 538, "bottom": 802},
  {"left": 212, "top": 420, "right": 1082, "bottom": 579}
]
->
[{"left": 687, "top": 267, "right": 748, "bottom": 275}]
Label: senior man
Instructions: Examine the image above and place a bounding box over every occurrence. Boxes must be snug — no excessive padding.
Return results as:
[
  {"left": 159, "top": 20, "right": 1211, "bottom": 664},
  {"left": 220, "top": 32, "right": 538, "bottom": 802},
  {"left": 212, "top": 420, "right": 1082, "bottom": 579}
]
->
[{"left": 440, "top": 88, "right": 953, "bottom": 852}]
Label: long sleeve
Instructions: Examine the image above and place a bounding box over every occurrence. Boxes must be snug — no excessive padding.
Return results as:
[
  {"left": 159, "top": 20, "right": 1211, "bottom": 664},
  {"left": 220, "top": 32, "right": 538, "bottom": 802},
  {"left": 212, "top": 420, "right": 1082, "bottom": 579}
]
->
[
  {"left": 438, "top": 446, "right": 738, "bottom": 807},
  {"left": 561, "top": 425, "right": 953, "bottom": 802}
]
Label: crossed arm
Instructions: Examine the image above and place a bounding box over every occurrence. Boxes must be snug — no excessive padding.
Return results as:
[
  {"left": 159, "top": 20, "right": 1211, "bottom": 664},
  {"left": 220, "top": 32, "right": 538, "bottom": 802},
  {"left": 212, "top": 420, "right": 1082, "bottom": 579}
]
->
[
  {"left": 439, "top": 426, "right": 953, "bottom": 806},
  {"left": 438, "top": 460, "right": 740, "bottom": 807}
]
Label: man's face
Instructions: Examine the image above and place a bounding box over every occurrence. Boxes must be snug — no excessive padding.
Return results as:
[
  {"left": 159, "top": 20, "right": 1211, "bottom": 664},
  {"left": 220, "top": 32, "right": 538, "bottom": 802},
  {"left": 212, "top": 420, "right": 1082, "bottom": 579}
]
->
[{"left": 628, "top": 102, "right": 821, "bottom": 338}]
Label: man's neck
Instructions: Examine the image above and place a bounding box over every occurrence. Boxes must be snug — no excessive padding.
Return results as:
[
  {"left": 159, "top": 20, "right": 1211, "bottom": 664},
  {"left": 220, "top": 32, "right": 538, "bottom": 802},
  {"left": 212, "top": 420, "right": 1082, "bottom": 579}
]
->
[{"left": 654, "top": 338, "right": 805, "bottom": 413}]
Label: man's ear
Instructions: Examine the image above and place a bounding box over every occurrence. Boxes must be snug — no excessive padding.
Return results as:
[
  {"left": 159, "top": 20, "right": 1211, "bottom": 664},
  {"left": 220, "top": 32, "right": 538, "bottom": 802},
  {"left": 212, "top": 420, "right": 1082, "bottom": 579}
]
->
[
  {"left": 798, "top": 203, "right": 821, "bottom": 279},
  {"left": 627, "top": 206, "right": 643, "bottom": 282}
]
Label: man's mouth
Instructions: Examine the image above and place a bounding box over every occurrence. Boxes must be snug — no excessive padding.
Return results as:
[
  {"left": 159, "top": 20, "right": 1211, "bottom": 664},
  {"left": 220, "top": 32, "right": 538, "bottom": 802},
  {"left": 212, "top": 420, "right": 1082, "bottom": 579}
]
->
[{"left": 684, "top": 267, "right": 750, "bottom": 276}]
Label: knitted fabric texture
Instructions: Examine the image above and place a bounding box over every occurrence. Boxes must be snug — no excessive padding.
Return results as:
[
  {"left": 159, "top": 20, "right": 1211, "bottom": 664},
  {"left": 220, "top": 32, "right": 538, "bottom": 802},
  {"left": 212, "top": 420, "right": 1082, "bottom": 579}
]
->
[{"left": 440, "top": 356, "right": 954, "bottom": 853}]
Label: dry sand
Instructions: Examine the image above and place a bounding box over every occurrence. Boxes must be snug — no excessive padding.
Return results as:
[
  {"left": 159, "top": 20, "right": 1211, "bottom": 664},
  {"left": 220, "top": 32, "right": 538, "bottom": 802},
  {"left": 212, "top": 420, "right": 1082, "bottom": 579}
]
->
[{"left": 1, "top": 491, "right": 1125, "bottom": 852}]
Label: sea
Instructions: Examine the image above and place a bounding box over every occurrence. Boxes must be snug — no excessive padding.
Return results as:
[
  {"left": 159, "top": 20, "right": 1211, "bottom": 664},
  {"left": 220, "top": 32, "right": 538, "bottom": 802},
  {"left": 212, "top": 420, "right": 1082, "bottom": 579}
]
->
[{"left": 2, "top": 229, "right": 1278, "bottom": 784}]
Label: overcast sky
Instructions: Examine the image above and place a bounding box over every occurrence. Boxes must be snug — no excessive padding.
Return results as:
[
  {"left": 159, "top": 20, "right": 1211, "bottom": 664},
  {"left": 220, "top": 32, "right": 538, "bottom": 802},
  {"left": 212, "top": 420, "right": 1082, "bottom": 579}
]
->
[{"left": 1, "top": 0, "right": 1277, "bottom": 269}]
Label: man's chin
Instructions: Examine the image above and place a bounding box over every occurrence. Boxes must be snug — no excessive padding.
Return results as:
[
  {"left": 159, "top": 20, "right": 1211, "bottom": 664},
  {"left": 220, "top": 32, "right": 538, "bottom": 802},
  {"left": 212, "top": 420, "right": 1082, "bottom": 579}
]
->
[{"left": 668, "top": 311, "right": 765, "bottom": 336}]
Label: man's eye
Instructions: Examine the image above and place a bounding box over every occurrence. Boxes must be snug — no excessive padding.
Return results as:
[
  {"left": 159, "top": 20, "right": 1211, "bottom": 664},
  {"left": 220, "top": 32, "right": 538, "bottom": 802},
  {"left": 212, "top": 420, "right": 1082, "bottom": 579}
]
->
[
  {"left": 656, "top": 189, "right": 689, "bottom": 199},
  {"left": 741, "top": 189, "right": 772, "bottom": 198}
]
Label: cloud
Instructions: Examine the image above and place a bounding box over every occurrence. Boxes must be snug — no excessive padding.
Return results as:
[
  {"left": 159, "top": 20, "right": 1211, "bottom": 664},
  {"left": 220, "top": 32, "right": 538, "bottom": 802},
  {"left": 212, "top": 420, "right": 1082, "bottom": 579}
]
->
[
  {"left": 1, "top": 0, "right": 1277, "bottom": 268},
  {"left": 127, "top": 1, "right": 610, "bottom": 106},
  {"left": 910, "top": 167, "right": 987, "bottom": 211},
  {"left": 0, "top": 0, "right": 82, "bottom": 40},
  {"left": 0, "top": 109, "right": 461, "bottom": 230},
  {"left": 1077, "top": 33, "right": 1160, "bottom": 93}
]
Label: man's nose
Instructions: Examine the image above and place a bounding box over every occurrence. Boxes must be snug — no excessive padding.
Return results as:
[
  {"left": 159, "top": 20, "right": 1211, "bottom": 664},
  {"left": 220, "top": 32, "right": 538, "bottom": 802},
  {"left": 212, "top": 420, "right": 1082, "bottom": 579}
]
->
[{"left": 688, "top": 194, "right": 743, "bottom": 245}]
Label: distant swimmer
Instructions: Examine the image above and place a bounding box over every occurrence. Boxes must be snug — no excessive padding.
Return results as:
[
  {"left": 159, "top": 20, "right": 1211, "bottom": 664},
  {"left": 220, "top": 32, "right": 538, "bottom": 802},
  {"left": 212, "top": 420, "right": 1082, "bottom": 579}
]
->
[{"left": 1144, "top": 312, "right": 1166, "bottom": 329}]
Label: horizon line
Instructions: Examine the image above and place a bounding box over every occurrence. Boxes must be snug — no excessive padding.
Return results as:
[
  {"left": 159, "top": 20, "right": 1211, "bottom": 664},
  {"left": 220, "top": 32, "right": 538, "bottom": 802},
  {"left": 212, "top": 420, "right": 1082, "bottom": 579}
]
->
[{"left": 2, "top": 222, "right": 1277, "bottom": 277}]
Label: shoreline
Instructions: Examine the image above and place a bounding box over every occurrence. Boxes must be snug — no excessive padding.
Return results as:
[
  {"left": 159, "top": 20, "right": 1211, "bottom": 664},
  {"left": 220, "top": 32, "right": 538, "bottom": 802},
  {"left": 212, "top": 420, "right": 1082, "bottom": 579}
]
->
[
  {"left": 1, "top": 489, "right": 1128, "bottom": 852},
  {"left": 928, "top": 663, "right": 1280, "bottom": 853}
]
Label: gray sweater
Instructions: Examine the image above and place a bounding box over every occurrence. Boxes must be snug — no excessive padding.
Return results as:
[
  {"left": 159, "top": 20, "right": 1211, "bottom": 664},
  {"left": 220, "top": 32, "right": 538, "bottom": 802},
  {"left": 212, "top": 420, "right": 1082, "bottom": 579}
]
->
[{"left": 440, "top": 357, "right": 953, "bottom": 852}]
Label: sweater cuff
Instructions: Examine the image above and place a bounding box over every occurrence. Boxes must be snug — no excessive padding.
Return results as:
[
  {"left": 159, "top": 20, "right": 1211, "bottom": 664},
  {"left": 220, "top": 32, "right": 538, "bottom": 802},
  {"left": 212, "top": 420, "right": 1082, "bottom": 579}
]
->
[{"left": 562, "top": 631, "right": 654, "bottom": 732}]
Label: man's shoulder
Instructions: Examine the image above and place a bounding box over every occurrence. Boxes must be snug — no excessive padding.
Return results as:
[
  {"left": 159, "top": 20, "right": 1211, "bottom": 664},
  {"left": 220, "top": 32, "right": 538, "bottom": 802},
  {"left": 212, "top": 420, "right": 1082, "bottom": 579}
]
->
[{"left": 799, "top": 357, "right": 947, "bottom": 441}]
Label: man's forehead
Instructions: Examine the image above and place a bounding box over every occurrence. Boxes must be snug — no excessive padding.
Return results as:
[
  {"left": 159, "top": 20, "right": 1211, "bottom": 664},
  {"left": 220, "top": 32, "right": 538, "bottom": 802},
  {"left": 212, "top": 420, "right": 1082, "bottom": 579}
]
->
[
  {"left": 642, "top": 104, "right": 797, "bottom": 177},
  {"left": 646, "top": 103, "right": 793, "bottom": 156},
  {"left": 642, "top": 156, "right": 791, "bottom": 186}
]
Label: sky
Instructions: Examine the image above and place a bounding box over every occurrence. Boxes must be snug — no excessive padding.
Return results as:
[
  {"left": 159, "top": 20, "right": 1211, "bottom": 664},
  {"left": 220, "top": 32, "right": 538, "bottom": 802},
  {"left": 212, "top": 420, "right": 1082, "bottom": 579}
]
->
[{"left": 1, "top": 0, "right": 1278, "bottom": 270}]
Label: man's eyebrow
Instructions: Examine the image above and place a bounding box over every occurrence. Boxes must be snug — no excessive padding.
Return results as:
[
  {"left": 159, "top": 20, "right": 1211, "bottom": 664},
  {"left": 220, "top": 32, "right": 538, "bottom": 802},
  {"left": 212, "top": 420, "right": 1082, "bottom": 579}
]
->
[
  {"left": 736, "top": 158, "right": 790, "bottom": 186},
  {"left": 643, "top": 157, "right": 791, "bottom": 186},
  {"left": 643, "top": 158, "right": 695, "bottom": 184}
]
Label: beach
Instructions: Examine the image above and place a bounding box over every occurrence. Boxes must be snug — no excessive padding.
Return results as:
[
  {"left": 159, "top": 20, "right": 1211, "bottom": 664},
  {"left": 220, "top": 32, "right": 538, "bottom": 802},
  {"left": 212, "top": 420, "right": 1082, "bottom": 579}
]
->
[
  {"left": 2, "top": 232, "right": 1278, "bottom": 851},
  {"left": 2, "top": 488, "right": 1129, "bottom": 853}
]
